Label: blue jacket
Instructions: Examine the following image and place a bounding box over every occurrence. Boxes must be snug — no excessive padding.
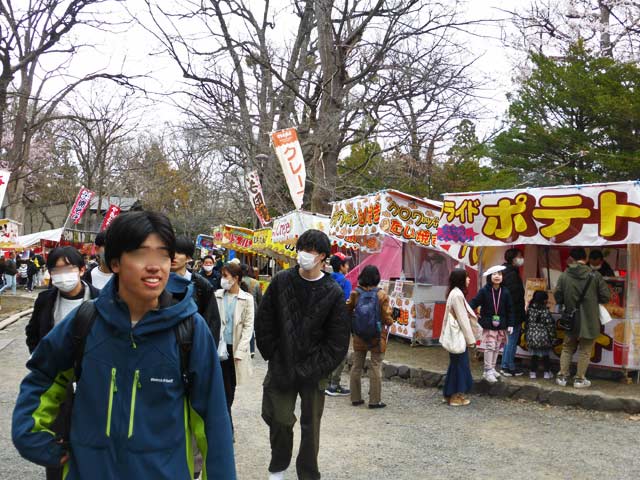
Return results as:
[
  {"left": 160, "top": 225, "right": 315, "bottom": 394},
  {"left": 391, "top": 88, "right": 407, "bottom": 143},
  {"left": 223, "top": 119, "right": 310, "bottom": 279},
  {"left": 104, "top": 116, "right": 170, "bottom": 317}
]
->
[
  {"left": 331, "top": 272, "right": 352, "bottom": 301},
  {"left": 12, "top": 274, "right": 236, "bottom": 480}
]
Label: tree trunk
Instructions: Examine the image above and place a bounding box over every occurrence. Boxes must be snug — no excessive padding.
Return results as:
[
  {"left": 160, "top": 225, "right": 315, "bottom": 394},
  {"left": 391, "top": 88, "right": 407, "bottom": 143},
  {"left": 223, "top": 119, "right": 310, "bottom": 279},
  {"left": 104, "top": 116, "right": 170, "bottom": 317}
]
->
[
  {"left": 599, "top": 1, "right": 612, "bottom": 57},
  {"left": 311, "top": 0, "right": 344, "bottom": 214}
]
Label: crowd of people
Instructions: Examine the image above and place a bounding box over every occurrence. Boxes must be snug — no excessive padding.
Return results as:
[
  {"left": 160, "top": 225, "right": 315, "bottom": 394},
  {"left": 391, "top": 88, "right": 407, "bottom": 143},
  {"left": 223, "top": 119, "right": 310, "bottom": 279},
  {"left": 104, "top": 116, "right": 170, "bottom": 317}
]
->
[{"left": 8, "top": 209, "right": 614, "bottom": 479}]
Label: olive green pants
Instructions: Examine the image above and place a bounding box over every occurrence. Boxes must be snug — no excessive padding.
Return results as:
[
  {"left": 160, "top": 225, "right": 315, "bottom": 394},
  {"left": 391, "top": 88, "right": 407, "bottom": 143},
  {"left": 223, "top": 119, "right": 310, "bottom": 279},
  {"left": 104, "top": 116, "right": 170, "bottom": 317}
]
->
[
  {"left": 559, "top": 335, "right": 595, "bottom": 380},
  {"left": 262, "top": 383, "right": 325, "bottom": 480}
]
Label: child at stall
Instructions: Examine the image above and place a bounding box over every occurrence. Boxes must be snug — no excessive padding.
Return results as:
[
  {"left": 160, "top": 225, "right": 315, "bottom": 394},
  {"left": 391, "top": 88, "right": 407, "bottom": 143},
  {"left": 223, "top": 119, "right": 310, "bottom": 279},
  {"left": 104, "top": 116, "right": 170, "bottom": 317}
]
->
[
  {"left": 525, "top": 290, "right": 556, "bottom": 379},
  {"left": 469, "top": 265, "right": 514, "bottom": 383}
]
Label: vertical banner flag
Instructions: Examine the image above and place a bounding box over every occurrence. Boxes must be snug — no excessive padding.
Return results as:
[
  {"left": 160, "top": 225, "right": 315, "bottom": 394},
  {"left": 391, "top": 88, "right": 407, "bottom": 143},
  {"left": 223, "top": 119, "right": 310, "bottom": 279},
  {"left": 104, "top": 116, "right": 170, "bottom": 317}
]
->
[
  {"left": 0, "top": 169, "right": 11, "bottom": 211},
  {"left": 100, "top": 204, "right": 122, "bottom": 231},
  {"left": 245, "top": 170, "right": 271, "bottom": 226},
  {"left": 271, "top": 128, "right": 306, "bottom": 209},
  {"left": 69, "top": 187, "right": 95, "bottom": 225}
]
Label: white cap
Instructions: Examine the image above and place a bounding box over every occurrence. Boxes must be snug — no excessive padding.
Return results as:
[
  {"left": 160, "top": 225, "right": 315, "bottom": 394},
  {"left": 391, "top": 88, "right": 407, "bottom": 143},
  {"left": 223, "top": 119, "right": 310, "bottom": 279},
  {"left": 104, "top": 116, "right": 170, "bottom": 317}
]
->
[
  {"left": 484, "top": 265, "right": 506, "bottom": 276},
  {"left": 229, "top": 258, "right": 241, "bottom": 265}
]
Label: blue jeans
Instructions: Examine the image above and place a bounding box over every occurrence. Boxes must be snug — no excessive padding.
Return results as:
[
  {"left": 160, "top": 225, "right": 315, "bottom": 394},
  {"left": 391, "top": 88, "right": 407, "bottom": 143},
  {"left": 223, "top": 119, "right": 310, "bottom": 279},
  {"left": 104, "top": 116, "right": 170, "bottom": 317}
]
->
[
  {"left": 0, "top": 274, "right": 16, "bottom": 294},
  {"left": 501, "top": 323, "right": 522, "bottom": 370}
]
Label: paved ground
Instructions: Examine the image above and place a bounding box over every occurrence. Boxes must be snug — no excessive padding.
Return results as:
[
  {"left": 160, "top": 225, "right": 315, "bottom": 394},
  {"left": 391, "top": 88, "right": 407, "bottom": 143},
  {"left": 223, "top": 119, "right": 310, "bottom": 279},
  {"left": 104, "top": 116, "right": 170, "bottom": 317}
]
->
[{"left": 1, "top": 312, "right": 639, "bottom": 479}]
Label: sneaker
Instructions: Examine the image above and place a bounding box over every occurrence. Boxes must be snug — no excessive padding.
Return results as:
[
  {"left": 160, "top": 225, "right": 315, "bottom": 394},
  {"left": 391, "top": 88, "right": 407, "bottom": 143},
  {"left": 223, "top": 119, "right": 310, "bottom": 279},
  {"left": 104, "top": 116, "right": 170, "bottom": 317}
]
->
[
  {"left": 490, "top": 369, "right": 501, "bottom": 378},
  {"left": 324, "top": 386, "right": 339, "bottom": 396},
  {"left": 499, "top": 369, "right": 514, "bottom": 377},
  {"left": 529, "top": 371, "right": 537, "bottom": 379},
  {"left": 368, "top": 402, "right": 387, "bottom": 409},
  {"left": 556, "top": 375, "right": 568, "bottom": 387},
  {"left": 334, "top": 385, "right": 350, "bottom": 396},
  {"left": 482, "top": 371, "right": 498, "bottom": 383},
  {"left": 543, "top": 371, "right": 554, "bottom": 380},
  {"left": 573, "top": 378, "right": 592, "bottom": 389},
  {"left": 351, "top": 400, "right": 364, "bottom": 406},
  {"left": 269, "top": 471, "right": 286, "bottom": 480}
]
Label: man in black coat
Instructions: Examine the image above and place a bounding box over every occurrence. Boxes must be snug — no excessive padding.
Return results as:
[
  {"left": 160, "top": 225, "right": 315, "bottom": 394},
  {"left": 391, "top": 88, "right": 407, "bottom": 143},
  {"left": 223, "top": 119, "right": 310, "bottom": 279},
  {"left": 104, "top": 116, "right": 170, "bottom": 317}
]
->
[
  {"left": 256, "top": 229, "right": 350, "bottom": 480},
  {"left": 500, "top": 248, "right": 526, "bottom": 376}
]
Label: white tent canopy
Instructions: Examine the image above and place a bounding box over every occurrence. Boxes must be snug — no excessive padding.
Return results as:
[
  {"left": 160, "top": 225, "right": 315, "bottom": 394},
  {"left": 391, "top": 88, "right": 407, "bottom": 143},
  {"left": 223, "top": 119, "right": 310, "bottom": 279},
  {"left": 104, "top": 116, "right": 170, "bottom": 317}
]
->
[{"left": 17, "top": 228, "right": 64, "bottom": 248}]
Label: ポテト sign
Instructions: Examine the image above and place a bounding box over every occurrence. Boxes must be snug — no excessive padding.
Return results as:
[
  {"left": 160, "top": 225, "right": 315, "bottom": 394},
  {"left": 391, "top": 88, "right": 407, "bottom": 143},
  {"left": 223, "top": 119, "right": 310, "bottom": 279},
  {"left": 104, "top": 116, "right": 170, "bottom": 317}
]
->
[{"left": 438, "top": 181, "right": 640, "bottom": 246}]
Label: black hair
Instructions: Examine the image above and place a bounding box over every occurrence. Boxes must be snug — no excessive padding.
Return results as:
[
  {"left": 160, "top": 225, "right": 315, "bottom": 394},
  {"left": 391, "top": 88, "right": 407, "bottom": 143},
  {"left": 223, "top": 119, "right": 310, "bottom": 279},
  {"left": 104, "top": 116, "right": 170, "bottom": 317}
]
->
[
  {"left": 221, "top": 262, "right": 249, "bottom": 292},
  {"left": 94, "top": 231, "right": 107, "bottom": 247},
  {"left": 589, "top": 250, "right": 604, "bottom": 261},
  {"left": 175, "top": 236, "right": 195, "bottom": 257},
  {"left": 358, "top": 265, "right": 381, "bottom": 288},
  {"left": 504, "top": 248, "right": 522, "bottom": 264},
  {"left": 202, "top": 255, "right": 214, "bottom": 263},
  {"left": 240, "top": 263, "right": 251, "bottom": 276},
  {"left": 105, "top": 211, "right": 175, "bottom": 272},
  {"left": 528, "top": 290, "right": 549, "bottom": 309},
  {"left": 447, "top": 269, "right": 468, "bottom": 296},
  {"left": 569, "top": 247, "right": 587, "bottom": 261},
  {"left": 296, "top": 229, "right": 331, "bottom": 260},
  {"left": 46, "top": 246, "right": 85, "bottom": 271},
  {"left": 330, "top": 255, "right": 348, "bottom": 272}
]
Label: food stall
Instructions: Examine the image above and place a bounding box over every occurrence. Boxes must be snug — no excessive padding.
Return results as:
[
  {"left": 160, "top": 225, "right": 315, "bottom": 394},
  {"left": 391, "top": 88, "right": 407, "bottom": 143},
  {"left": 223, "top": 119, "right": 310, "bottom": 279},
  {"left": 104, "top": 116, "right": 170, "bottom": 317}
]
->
[
  {"left": 438, "top": 180, "right": 640, "bottom": 374},
  {"left": 212, "top": 225, "right": 254, "bottom": 263},
  {"left": 330, "top": 190, "right": 479, "bottom": 345}
]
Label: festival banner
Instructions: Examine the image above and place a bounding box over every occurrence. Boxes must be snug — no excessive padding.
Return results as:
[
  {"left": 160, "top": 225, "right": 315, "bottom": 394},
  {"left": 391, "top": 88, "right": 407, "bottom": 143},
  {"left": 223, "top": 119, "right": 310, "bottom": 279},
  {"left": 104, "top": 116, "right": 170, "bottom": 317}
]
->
[
  {"left": 271, "top": 128, "right": 306, "bottom": 210},
  {"left": 213, "top": 225, "right": 254, "bottom": 252},
  {"left": 100, "top": 204, "right": 121, "bottom": 231},
  {"left": 272, "top": 210, "right": 330, "bottom": 244},
  {"left": 0, "top": 169, "right": 11, "bottom": 211},
  {"left": 68, "top": 187, "right": 95, "bottom": 225},
  {"left": 244, "top": 170, "right": 271, "bottom": 226},
  {"left": 330, "top": 190, "right": 441, "bottom": 249},
  {"left": 438, "top": 181, "right": 640, "bottom": 246}
]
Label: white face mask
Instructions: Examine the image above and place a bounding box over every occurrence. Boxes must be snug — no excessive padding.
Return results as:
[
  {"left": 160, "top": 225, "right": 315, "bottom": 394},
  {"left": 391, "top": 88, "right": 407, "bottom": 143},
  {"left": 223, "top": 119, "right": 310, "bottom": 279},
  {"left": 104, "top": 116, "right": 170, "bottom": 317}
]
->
[
  {"left": 297, "top": 251, "right": 319, "bottom": 271},
  {"left": 221, "top": 277, "right": 234, "bottom": 291},
  {"left": 514, "top": 257, "right": 525, "bottom": 267},
  {"left": 591, "top": 264, "right": 601, "bottom": 270},
  {"left": 203, "top": 265, "right": 214, "bottom": 273},
  {"left": 52, "top": 272, "right": 80, "bottom": 293}
]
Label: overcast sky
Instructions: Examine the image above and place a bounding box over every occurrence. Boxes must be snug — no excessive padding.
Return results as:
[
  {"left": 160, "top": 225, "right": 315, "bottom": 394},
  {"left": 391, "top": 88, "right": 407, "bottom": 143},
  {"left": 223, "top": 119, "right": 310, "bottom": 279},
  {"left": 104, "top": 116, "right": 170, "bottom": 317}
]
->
[{"left": 38, "top": 0, "right": 521, "bottom": 138}]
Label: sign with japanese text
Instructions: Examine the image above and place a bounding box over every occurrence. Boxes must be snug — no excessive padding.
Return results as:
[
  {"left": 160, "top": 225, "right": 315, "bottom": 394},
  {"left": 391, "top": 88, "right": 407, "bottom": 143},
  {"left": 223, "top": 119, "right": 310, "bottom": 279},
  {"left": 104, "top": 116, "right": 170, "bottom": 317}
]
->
[
  {"left": 271, "top": 128, "right": 306, "bottom": 210},
  {"left": 213, "top": 225, "right": 254, "bottom": 251},
  {"left": 272, "top": 210, "right": 330, "bottom": 244},
  {"left": 0, "top": 218, "right": 20, "bottom": 248},
  {"left": 330, "top": 191, "right": 441, "bottom": 249},
  {"left": 100, "top": 204, "right": 121, "bottom": 231},
  {"left": 439, "top": 182, "right": 640, "bottom": 246},
  {"left": 68, "top": 187, "right": 95, "bottom": 225},
  {"left": 244, "top": 170, "right": 271, "bottom": 226},
  {"left": 0, "top": 169, "right": 11, "bottom": 211}
]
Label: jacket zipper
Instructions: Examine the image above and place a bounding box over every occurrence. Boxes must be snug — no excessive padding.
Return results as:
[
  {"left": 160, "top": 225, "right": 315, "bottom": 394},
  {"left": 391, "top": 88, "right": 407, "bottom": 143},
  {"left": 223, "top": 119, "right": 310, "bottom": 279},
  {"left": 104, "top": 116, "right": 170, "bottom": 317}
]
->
[
  {"left": 106, "top": 367, "right": 117, "bottom": 437},
  {"left": 128, "top": 370, "right": 141, "bottom": 438}
]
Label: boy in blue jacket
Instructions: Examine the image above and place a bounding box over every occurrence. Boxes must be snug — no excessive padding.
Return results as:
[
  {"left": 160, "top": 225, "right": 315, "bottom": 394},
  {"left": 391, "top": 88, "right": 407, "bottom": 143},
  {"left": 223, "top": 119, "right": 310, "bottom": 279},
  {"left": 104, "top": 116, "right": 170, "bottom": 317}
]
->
[{"left": 12, "top": 211, "right": 236, "bottom": 480}]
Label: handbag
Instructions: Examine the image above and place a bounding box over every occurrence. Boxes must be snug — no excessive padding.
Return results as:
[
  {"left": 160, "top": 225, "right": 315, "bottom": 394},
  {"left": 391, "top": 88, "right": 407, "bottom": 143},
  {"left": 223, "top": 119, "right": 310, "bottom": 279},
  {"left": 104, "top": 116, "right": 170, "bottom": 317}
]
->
[
  {"left": 440, "top": 310, "right": 467, "bottom": 354},
  {"left": 599, "top": 304, "right": 613, "bottom": 326},
  {"left": 558, "top": 273, "right": 594, "bottom": 331}
]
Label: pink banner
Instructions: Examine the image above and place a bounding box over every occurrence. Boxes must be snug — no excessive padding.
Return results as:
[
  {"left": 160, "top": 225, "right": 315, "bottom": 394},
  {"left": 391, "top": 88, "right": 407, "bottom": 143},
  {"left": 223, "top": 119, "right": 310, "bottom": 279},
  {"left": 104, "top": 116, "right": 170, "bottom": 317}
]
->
[{"left": 69, "top": 187, "right": 95, "bottom": 225}]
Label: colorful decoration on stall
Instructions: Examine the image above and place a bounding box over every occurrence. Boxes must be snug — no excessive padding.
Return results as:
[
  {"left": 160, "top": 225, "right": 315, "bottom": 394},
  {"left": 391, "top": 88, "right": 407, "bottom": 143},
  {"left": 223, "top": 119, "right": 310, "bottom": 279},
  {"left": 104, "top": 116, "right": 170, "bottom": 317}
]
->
[
  {"left": 272, "top": 211, "right": 330, "bottom": 245},
  {"left": 244, "top": 170, "right": 271, "bottom": 226},
  {"left": 251, "top": 227, "right": 296, "bottom": 260},
  {"left": 271, "top": 128, "right": 306, "bottom": 210},
  {"left": 68, "top": 187, "right": 95, "bottom": 225},
  {"left": 100, "top": 204, "right": 121, "bottom": 231},
  {"left": 439, "top": 181, "right": 640, "bottom": 246},
  {"left": 330, "top": 190, "right": 441, "bottom": 248},
  {"left": 0, "top": 218, "right": 20, "bottom": 248},
  {"left": 212, "top": 225, "right": 254, "bottom": 253}
]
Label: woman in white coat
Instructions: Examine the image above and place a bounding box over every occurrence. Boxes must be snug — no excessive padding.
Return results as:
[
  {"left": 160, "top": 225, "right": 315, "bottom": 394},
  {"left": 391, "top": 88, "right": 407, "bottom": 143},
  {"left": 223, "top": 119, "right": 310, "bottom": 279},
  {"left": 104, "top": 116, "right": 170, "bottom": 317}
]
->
[
  {"left": 442, "top": 269, "right": 481, "bottom": 407},
  {"left": 215, "top": 262, "right": 254, "bottom": 429}
]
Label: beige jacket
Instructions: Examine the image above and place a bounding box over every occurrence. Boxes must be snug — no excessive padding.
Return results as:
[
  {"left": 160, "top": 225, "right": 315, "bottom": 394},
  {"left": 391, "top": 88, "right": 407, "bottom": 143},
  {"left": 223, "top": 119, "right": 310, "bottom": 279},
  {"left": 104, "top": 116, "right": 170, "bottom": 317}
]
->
[
  {"left": 444, "top": 287, "right": 481, "bottom": 345},
  {"left": 215, "top": 288, "right": 254, "bottom": 384}
]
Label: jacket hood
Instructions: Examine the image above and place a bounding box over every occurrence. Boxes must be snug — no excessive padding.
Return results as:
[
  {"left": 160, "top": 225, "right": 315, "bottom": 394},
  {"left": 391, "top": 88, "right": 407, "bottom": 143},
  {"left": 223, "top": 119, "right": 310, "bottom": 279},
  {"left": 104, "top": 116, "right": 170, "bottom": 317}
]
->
[
  {"left": 566, "top": 262, "right": 592, "bottom": 280},
  {"left": 95, "top": 272, "right": 197, "bottom": 335}
]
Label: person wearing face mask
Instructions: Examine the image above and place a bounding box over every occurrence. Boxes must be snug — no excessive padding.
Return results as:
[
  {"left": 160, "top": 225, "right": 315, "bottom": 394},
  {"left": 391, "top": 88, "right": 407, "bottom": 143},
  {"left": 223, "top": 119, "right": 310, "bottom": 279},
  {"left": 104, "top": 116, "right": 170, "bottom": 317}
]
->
[
  {"left": 24, "top": 246, "right": 100, "bottom": 480},
  {"left": 255, "top": 229, "right": 350, "bottom": 480},
  {"left": 26, "top": 247, "right": 100, "bottom": 354},
  {"left": 214, "top": 262, "right": 254, "bottom": 432},
  {"left": 199, "top": 255, "right": 222, "bottom": 290},
  {"left": 499, "top": 248, "right": 526, "bottom": 377},
  {"left": 81, "top": 231, "right": 113, "bottom": 289},
  {"left": 588, "top": 250, "right": 615, "bottom": 277}
]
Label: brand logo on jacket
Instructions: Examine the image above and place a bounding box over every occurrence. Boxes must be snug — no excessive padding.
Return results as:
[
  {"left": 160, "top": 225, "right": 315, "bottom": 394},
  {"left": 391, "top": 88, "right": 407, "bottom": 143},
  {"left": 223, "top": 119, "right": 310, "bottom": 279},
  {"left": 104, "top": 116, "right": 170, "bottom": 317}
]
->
[{"left": 150, "top": 378, "right": 174, "bottom": 384}]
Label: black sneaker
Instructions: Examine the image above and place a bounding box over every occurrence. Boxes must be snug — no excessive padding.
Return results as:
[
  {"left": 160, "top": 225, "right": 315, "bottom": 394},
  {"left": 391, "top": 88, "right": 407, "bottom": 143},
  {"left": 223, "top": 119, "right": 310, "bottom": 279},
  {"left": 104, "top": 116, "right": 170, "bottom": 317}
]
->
[
  {"left": 334, "top": 385, "right": 350, "bottom": 396},
  {"left": 499, "top": 369, "right": 514, "bottom": 377},
  {"left": 512, "top": 368, "right": 525, "bottom": 377},
  {"left": 368, "top": 402, "right": 387, "bottom": 409},
  {"left": 324, "top": 386, "right": 339, "bottom": 396}
]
